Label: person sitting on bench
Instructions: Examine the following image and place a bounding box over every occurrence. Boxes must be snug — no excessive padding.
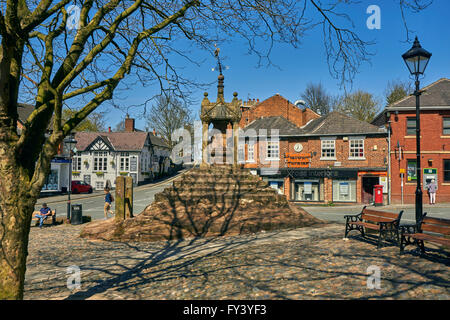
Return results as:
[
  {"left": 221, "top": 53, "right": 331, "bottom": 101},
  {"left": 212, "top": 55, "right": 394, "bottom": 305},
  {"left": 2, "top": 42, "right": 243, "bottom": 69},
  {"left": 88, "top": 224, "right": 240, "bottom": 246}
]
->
[{"left": 34, "top": 203, "right": 52, "bottom": 228}]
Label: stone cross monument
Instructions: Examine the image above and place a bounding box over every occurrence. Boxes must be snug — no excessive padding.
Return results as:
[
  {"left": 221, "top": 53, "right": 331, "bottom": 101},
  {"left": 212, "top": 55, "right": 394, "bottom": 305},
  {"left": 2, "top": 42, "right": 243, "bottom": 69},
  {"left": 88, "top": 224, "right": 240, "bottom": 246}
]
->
[{"left": 200, "top": 48, "right": 242, "bottom": 167}]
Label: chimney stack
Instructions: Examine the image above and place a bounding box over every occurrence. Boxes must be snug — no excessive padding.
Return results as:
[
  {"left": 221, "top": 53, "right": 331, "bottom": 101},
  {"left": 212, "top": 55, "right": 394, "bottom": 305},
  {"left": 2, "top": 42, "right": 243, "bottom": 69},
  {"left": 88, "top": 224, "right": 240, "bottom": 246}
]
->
[{"left": 125, "top": 114, "right": 135, "bottom": 132}]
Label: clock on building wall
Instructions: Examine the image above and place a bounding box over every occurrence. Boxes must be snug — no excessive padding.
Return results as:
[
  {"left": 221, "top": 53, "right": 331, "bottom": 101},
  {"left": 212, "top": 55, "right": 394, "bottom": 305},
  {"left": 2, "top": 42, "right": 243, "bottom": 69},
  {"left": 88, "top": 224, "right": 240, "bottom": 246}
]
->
[{"left": 294, "top": 143, "right": 303, "bottom": 153}]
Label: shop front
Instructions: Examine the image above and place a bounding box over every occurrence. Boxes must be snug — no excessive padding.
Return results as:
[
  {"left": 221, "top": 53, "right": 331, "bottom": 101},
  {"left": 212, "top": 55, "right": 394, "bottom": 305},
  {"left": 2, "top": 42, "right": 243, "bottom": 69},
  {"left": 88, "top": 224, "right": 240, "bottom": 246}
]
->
[{"left": 41, "top": 158, "right": 70, "bottom": 194}]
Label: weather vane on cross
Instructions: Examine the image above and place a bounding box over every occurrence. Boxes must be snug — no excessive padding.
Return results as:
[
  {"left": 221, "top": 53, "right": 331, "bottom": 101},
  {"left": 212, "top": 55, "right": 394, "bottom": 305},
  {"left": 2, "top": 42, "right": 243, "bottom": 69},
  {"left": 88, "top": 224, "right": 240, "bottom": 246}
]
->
[{"left": 211, "top": 44, "right": 229, "bottom": 75}]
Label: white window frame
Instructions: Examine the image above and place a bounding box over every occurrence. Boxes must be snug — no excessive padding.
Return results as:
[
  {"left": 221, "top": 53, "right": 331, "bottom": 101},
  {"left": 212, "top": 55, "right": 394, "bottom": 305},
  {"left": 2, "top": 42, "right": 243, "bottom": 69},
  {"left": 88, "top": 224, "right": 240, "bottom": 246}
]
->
[
  {"left": 266, "top": 141, "right": 280, "bottom": 161},
  {"left": 119, "top": 152, "right": 130, "bottom": 171},
  {"left": 93, "top": 151, "right": 107, "bottom": 171},
  {"left": 320, "top": 138, "right": 336, "bottom": 160},
  {"left": 73, "top": 156, "right": 82, "bottom": 171},
  {"left": 247, "top": 143, "right": 255, "bottom": 163},
  {"left": 349, "top": 137, "right": 365, "bottom": 160}
]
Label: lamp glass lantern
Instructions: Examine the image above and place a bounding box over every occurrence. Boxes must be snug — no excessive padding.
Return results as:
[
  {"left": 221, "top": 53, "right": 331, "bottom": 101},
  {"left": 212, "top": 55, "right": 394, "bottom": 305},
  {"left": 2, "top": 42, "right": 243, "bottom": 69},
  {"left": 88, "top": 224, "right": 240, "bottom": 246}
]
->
[{"left": 402, "top": 36, "right": 432, "bottom": 77}]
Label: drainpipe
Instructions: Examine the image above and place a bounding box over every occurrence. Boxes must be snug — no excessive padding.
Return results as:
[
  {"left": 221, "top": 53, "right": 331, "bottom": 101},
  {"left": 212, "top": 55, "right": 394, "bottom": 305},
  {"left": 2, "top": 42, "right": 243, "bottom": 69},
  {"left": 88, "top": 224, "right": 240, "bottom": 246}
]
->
[{"left": 388, "top": 117, "right": 392, "bottom": 205}]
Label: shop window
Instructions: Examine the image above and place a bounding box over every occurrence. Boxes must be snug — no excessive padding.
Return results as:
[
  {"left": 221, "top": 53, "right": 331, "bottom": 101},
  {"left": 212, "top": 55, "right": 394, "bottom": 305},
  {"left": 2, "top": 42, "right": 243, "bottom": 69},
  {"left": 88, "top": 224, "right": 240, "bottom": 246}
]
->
[
  {"left": 293, "top": 180, "right": 320, "bottom": 201},
  {"left": 332, "top": 179, "right": 357, "bottom": 202},
  {"left": 321, "top": 139, "right": 335, "bottom": 159},
  {"left": 268, "top": 180, "right": 284, "bottom": 195},
  {"left": 444, "top": 160, "right": 450, "bottom": 182},
  {"left": 42, "top": 169, "right": 59, "bottom": 191},
  {"left": 443, "top": 118, "right": 450, "bottom": 135},
  {"left": 406, "top": 118, "right": 416, "bottom": 135},
  {"left": 407, "top": 159, "right": 417, "bottom": 182},
  {"left": 349, "top": 138, "right": 364, "bottom": 159}
]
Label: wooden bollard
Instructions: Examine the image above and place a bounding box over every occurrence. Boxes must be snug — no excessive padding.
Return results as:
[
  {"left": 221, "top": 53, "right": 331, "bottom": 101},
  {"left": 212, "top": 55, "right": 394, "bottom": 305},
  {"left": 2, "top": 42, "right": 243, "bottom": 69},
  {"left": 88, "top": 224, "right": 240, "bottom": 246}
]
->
[
  {"left": 115, "top": 176, "right": 126, "bottom": 222},
  {"left": 125, "top": 176, "right": 134, "bottom": 218}
]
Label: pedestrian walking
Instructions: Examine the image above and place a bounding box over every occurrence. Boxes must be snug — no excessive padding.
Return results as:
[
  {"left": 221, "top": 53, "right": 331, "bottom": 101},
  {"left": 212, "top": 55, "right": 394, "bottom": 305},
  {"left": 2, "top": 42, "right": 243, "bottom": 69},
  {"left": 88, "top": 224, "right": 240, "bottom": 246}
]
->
[
  {"left": 104, "top": 187, "right": 114, "bottom": 219},
  {"left": 428, "top": 179, "right": 437, "bottom": 205}
]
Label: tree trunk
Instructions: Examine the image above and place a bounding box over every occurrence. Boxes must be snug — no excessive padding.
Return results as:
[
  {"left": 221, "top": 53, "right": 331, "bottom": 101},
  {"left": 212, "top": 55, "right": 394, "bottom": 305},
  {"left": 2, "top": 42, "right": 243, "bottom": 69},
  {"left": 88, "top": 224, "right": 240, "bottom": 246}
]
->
[{"left": 0, "top": 138, "right": 41, "bottom": 299}]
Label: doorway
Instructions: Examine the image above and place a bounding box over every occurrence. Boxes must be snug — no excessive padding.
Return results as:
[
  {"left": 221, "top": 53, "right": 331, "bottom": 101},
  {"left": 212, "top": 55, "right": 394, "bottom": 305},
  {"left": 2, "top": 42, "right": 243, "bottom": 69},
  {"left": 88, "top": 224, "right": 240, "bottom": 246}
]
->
[{"left": 361, "top": 176, "right": 379, "bottom": 204}]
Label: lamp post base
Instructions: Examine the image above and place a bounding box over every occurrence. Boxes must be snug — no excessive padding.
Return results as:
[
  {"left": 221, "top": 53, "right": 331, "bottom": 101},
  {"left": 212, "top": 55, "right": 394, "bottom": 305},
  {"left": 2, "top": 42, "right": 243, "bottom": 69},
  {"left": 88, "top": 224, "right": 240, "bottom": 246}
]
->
[{"left": 415, "top": 188, "right": 423, "bottom": 223}]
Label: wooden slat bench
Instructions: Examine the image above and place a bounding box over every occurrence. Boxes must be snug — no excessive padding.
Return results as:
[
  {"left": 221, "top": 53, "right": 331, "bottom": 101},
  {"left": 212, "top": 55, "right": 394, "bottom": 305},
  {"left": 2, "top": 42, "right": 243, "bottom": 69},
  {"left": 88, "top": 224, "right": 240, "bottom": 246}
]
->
[
  {"left": 32, "top": 209, "right": 56, "bottom": 226},
  {"left": 344, "top": 206, "right": 404, "bottom": 248},
  {"left": 400, "top": 213, "right": 450, "bottom": 255}
]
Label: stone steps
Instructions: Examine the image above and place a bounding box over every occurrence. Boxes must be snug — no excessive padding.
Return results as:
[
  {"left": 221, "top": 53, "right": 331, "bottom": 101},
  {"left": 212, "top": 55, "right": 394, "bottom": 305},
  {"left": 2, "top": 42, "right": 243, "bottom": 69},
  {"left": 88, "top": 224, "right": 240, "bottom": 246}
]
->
[
  {"left": 154, "top": 191, "right": 284, "bottom": 203},
  {"left": 172, "top": 180, "right": 268, "bottom": 189}
]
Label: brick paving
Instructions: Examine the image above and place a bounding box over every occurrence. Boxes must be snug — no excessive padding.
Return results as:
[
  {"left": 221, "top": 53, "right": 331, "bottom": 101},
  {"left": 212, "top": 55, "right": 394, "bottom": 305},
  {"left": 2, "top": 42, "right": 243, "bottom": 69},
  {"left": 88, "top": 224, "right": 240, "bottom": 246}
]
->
[{"left": 24, "top": 222, "right": 449, "bottom": 300}]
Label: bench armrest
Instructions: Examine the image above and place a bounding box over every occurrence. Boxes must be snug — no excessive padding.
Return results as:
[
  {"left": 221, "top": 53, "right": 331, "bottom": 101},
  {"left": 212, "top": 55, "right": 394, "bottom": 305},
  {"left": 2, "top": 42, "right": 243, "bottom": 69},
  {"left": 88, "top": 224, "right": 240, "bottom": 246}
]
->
[
  {"left": 400, "top": 224, "right": 418, "bottom": 235},
  {"left": 379, "top": 220, "right": 400, "bottom": 230},
  {"left": 344, "top": 213, "right": 362, "bottom": 223}
]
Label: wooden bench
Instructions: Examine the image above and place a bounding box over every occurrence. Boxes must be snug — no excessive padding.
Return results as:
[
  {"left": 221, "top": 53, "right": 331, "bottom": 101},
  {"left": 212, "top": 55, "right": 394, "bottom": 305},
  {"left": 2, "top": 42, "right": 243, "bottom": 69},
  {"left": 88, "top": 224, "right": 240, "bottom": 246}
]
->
[
  {"left": 32, "top": 209, "right": 56, "bottom": 226},
  {"left": 400, "top": 213, "right": 450, "bottom": 255},
  {"left": 344, "top": 206, "right": 404, "bottom": 248}
]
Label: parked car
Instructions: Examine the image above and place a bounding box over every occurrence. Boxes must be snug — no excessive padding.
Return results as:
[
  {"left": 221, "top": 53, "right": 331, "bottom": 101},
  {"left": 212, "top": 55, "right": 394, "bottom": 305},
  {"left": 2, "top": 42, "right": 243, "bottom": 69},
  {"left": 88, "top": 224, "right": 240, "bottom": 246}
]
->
[{"left": 71, "top": 180, "right": 93, "bottom": 194}]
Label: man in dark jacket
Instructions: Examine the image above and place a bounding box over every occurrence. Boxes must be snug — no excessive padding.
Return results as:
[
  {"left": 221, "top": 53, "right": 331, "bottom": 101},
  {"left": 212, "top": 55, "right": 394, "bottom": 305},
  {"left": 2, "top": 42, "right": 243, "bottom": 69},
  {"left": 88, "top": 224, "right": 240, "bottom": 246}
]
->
[{"left": 34, "top": 203, "right": 52, "bottom": 228}]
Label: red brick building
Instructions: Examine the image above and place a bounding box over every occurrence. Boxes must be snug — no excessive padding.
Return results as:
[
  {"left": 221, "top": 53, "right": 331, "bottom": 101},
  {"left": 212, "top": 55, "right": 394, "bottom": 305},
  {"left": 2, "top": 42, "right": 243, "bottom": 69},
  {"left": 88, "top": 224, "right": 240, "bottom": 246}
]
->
[
  {"left": 240, "top": 100, "right": 388, "bottom": 204},
  {"left": 239, "top": 94, "right": 320, "bottom": 128},
  {"left": 372, "top": 78, "right": 450, "bottom": 204}
]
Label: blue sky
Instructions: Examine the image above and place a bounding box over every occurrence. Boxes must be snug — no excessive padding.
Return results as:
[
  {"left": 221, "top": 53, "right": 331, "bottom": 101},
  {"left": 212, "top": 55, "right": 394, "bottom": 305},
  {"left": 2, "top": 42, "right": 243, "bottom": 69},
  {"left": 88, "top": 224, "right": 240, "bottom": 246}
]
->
[{"left": 97, "top": 1, "right": 450, "bottom": 130}]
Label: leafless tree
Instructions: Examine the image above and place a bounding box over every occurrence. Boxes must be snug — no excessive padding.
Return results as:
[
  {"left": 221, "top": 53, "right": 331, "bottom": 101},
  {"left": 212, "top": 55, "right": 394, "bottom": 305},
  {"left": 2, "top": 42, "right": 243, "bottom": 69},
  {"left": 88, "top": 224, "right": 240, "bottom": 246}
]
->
[
  {"left": 300, "top": 82, "right": 333, "bottom": 115},
  {"left": 145, "top": 94, "right": 191, "bottom": 150}
]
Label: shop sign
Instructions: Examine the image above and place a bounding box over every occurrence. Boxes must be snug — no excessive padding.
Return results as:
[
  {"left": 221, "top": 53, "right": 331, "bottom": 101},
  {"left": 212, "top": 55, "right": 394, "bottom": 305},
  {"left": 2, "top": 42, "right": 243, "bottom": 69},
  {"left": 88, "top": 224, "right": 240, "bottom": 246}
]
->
[{"left": 284, "top": 152, "right": 311, "bottom": 168}]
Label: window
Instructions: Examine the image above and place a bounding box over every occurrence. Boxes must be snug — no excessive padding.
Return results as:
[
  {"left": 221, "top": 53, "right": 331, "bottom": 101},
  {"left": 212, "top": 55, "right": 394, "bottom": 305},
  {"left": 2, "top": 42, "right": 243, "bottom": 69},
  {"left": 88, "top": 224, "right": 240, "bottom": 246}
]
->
[
  {"left": 292, "top": 180, "right": 320, "bottom": 201},
  {"left": 321, "top": 139, "right": 335, "bottom": 159},
  {"left": 120, "top": 157, "right": 129, "bottom": 171},
  {"left": 238, "top": 144, "right": 245, "bottom": 163},
  {"left": 93, "top": 151, "right": 107, "bottom": 171},
  {"left": 266, "top": 141, "right": 279, "bottom": 160},
  {"left": 267, "top": 180, "right": 284, "bottom": 195},
  {"left": 73, "top": 157, "right": 82, "bottom": 171},
  {"left": 406, "top": 118, "right": 416, "bottom": 135},
  {"left": 42, "top": 169, "right": 59, "bottom": 191},
  {"left": 407, "top": 159, "right": 417, "bottom": 181},
  {"left": 444, "top": 160, "right": 450, "bottom": 182},
  {"left": 332, "top": 179, "right": 357, "bottom": 202},
  {"left": 443, "top": 118, "right": 450, "bottom": 135},
  {"left": 95, "top": 181, "right": 104, "bottom": 190},
  {"left": 247, "top": 143, "right": 255, "bottom": 162},
  {"left": 349, "top": 138, "right": 364, "bottom": 159}
]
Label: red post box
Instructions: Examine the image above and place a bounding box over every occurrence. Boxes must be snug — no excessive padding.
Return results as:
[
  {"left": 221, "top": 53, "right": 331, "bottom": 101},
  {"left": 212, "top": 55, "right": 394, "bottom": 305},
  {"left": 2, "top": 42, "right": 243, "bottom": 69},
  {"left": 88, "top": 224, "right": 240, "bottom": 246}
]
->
[{"left": 374, "top": 185, "right": 383, "bottom": 206}]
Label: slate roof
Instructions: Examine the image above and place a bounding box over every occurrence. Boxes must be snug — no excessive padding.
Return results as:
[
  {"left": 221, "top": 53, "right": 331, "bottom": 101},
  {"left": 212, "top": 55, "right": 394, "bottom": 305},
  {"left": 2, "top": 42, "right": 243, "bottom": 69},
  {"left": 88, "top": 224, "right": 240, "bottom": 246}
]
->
[
  {"left": 149, "top": 133, "right": 169, "bottom": 148},
  {"left": 17, "top": 103, "right": 35, "bottom": 124},
  {"left": 387, "top": 78, "right": 450, "bottom": 109},
  {"left": 244, "top": 112, "right": 385, "bottom": 137},
  {"left": 75, "top": 132, "right": 150, "bottom": 152},
  {"left": 245, "top": 116, "right": 305, "bottom": 136},
  {"left": 301, "top": 111, "right": 385, "bottom": 136}
]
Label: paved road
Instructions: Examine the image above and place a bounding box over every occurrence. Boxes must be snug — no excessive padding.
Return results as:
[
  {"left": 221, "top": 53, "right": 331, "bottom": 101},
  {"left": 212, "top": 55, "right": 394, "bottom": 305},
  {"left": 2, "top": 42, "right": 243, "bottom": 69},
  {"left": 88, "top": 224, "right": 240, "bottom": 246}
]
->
[
  {"left": 34, "top": 171, "right": 187, "bottom": 221},
  {"left": 301, "top": 203, "right": 450, "bottom": 224}
]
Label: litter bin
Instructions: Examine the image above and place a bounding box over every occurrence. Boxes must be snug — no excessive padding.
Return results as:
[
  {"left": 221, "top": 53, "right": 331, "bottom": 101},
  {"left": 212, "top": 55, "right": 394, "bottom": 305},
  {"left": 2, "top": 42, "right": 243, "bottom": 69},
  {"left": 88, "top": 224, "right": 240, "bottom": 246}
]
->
[
  {"left": 373, "top": 185, "right": 383, "bottom": 206},
  {"left": 71, "top": 204, "right": 83, "bottom": 225}
]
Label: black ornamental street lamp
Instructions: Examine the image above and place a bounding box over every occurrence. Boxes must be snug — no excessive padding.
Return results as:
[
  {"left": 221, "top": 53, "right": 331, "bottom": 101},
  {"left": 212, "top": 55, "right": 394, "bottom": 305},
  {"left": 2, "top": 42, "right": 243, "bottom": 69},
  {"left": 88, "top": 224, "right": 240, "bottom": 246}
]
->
[
  {"left": 401, "top": 36, "right": 432, "bottom": 224},
  {"left": 64, "top": 134, "right": 77, "bottom": 221}
]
